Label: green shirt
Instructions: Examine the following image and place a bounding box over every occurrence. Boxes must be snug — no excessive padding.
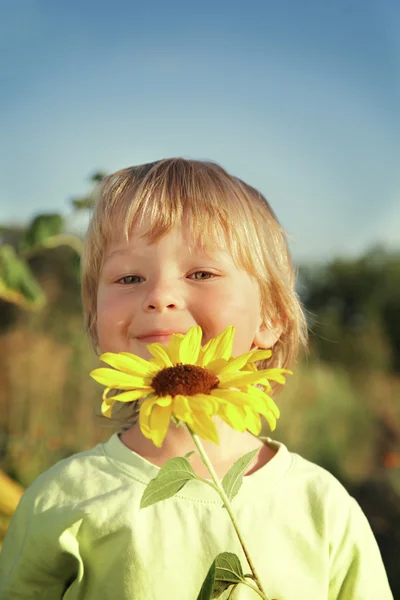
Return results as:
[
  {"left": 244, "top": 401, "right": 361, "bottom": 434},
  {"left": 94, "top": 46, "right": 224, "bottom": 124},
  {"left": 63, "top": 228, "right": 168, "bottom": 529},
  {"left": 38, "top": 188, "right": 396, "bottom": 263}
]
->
[{"left": 0, "top": 434, "right": 393, "bottom": 599}]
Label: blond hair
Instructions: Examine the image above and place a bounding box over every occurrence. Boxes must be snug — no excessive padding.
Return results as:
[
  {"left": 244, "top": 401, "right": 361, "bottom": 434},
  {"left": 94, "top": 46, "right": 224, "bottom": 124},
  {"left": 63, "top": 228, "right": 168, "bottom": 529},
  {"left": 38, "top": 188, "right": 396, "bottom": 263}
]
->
[{"left": 82, "top": 158, "right": 308, "bottom": 375}]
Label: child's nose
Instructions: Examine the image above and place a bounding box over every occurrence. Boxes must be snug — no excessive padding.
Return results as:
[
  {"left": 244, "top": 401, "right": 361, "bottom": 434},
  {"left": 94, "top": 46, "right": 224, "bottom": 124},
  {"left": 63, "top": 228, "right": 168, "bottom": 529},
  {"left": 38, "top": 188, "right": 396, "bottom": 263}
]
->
[{"left": 144, "top": 281, "right": 185, "bottom": 312}]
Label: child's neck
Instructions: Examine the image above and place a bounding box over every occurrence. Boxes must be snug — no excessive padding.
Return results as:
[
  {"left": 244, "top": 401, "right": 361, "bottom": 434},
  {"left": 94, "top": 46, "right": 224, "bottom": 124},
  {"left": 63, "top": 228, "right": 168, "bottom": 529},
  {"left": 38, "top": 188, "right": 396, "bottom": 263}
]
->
[{"left": 119, "top": 421, "right": 276, "bottom": 479}]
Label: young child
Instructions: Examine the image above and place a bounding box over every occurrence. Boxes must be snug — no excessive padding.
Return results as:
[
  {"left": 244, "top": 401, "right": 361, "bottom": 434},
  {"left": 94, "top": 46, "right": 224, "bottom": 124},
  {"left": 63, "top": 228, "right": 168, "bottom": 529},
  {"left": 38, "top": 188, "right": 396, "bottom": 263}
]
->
[{"left": 0, "top": 159, "right": 392, "bottom": 599}]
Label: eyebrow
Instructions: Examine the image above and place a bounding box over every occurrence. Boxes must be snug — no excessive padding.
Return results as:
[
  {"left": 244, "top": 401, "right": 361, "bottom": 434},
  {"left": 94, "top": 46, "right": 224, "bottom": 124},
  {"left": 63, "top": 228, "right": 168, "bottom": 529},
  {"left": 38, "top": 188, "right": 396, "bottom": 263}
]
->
[
  {"left": 103, "top": 244, "right": 223, "bottom": 263},
  {"left": 103, "top": 248, "right": 133, "bottom": 263},
  {"left": 102, "top": 244, "right": 152, "bottom": 265}
]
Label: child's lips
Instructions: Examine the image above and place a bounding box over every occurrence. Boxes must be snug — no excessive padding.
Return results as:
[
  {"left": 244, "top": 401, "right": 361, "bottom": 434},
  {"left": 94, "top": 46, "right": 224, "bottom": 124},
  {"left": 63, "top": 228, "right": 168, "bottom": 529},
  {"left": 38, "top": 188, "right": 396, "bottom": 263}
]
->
[
  {"left": 137, "top": 330, "right": 186, "bottom": 344},
  {"left": 138, "top": 334, "right": 175, "bottom": 344}
]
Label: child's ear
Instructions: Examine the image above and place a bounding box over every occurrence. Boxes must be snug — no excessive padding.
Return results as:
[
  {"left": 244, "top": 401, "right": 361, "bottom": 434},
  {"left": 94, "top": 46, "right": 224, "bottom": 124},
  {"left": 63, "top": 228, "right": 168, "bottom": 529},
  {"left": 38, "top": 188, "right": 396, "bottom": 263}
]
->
[{"left": 253, "top": 318, "right": 283, "bottom": 349}]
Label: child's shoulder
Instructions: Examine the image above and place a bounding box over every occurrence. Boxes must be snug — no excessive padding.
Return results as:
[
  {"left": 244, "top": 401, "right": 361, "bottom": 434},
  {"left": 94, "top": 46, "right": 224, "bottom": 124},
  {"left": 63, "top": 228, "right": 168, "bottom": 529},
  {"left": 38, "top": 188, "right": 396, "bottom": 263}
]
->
[
  {"left": 276, "top": 442, "right": 364, "bottom": 528},
  {"left": 21, "top": 437, "right": 116, "bottom": 511},
  {"left": 268, "top": 438, "right": 356, "bottom": 511},
  {"left": 288, "top": 448, "right": 346, "bottom": 487},
  {"left": 287, "top": 447, "right": 350, "bottom": 498}
]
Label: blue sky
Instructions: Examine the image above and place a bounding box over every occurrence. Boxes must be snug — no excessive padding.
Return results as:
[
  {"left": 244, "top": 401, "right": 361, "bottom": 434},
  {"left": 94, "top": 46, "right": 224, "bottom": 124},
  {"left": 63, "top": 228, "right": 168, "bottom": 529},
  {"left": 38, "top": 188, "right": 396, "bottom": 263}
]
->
[{"left": 1, "top": 0, "right": 399, "bottom": 262}]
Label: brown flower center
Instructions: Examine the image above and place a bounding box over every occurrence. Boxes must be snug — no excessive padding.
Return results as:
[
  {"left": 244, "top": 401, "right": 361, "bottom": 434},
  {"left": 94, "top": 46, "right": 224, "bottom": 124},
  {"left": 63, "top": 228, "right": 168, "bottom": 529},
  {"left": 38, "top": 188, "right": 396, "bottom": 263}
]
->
[{"left": 152, "top": 364, "right": 219, "bottom": 397}]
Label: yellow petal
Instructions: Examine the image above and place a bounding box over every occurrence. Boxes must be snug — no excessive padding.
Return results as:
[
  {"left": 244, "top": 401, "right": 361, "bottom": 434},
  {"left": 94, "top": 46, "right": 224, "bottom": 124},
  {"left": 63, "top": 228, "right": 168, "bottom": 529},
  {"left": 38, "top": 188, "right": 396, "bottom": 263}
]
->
[
  {"left": 99, "top": 352, "right": 159, "bottom": 376},
  {"left": 102, "top": 387, "right": 111, "bottom": 401},
  {"left": 147, "top": 344, "right": 174, "bottom": 368},
  {"left": 148, "top": 395, "right": 171, "bottom": 409},
  {"left": 190, "top": 411, "right": 219, "bottom": 444},
  {"left": 214, "top": 388, "right": 276, "bottom": 432},
  {"left": 250, "top": 379, "right": 272, "bottom": 393},
  {"left": 218, "top": 370, "right": 273, "bottom": 388},
  {"left": 102, "top": 389, "right": 150, "bottom": 403},
  {"left": 263, "top": 410, "right": 277, "bottom": 432},
  {"left": 178, "top": 326, "right": 202, "bottom": 364},
  {"left": 218, "top": 349, "right": 272, "bottom": 374},
  {"left": 256, "top": 368, "right": 292, "bottom": 385},
  {"left": 243, "top": 406, "right": 262, "bottom": 436},
  {"left": 217, "top": 403, "right": 247, "bottom": 432},
  {"left": 149, "top": 403, "right": 172, "bottom": 447},
  {"left": 167, "top": 334, "right": 185, "bottom": 364},
  {"left": 187, "top": 394, "right": 219, "bottom": 415},
  {"left": 101, "top": 397, "right": 115, "bottom": 418},
  {"left": 246, "top": 386, "right": 280, "bottom": 419},
  {"left": 158, "top": 396, "right": 173, "bottom": 407},
  {"left": 212, "top": 387, "right": 280, "bottom": 420},
  {"left": 211, "top": 388, "right": 254, "bottom": 410},
  {"left": 139, "top": 395, "right": 167, "bottom": 438},
  {"left": 245, "top": 349, "right": 272, "bottom": 363},
  {"left": 205, "top": 358, "right": 229, "bottom": 375},
  {"left": 172, "top": 394, "right": 192, "bottom": 422},
  {"left": 198, "top": 326, "right": 235, "bottom": 366},
  {"left": 90, "top": 368, "right": 151, "bottom": 389},
  {"left": 244, "top": 362, "right": 258, "bottom": 373}
]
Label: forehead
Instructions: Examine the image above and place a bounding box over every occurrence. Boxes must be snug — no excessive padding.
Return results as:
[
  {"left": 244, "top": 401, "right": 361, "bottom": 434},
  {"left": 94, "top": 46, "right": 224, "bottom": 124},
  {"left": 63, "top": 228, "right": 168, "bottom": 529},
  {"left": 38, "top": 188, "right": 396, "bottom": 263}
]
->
[
  {"left": 95, "top": 184, "right": 259, "bottom": 277},
  {"left": 104, "top": 214, "right": 232, "bottom": 258}
]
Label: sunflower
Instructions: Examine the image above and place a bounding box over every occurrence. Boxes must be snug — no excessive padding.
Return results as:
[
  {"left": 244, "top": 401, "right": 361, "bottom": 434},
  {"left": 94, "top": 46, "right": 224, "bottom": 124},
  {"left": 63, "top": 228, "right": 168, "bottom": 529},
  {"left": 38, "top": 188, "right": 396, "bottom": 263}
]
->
[{"left": 90, "top": 326, "right": 291, "bottom": 447}]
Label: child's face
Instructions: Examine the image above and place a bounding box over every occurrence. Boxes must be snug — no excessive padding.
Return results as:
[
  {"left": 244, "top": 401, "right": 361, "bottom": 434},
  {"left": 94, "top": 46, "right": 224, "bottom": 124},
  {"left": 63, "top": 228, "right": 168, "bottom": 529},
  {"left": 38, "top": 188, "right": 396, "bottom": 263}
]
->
[{"left": 96, "top": 219, "right": 273, "bottom": 359}]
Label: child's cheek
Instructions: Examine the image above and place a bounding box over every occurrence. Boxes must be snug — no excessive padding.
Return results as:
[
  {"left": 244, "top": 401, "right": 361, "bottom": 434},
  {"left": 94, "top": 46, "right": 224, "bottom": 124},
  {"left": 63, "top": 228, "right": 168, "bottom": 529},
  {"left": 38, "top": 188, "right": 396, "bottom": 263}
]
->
[{"left": 96, "top": 298, "right": 120, "bottom": 353}]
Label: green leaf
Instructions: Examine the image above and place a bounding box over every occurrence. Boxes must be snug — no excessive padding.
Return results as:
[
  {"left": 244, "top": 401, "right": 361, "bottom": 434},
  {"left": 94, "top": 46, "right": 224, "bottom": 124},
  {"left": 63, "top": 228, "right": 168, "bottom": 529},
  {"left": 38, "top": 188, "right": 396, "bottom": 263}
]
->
[
  {"left": 212, "top": 581, "right": 233, "bottom": 599},
  {"left": 184, "top": 450, "right": 196, "bottom": 460},
  {"left": 22, "top": 214, "right": 64, "bottom": 250},
  {"left": 71, "top": 171, "right": 107, "bottom": 210},
  {"left": 221, "top": 448, "right": 259, "bottom": 501},
  {"left": 197, "top": 553, "right": 245, "bottom": 600},
  {"left": 214, "top": 552, "right": 244, "bottom": 585},
  {"left": 19, "top": 214, "right": 83, "bottom": 257},
  {"left": 0, "top": 245, "right": 45, "bottom": 310},
  {"left": 140, "top": 457, "right": 197, "bottom": 508},
  {"left": 90, "top": 170, "right": 107, "bottom": 184},
  {"left": 196, "top": 560, "right": 216, "bottom": 600}
]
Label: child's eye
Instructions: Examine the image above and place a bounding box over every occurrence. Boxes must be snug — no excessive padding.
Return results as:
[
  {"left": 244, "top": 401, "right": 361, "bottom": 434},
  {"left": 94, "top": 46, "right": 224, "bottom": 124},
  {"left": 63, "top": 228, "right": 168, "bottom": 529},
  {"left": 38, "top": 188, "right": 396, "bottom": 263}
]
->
[
  {"left": 189, "top": 271, "right": 215, "bottom": 280},
  {"left": 117, "top": 275, "right": 143, "bottom": 284}
]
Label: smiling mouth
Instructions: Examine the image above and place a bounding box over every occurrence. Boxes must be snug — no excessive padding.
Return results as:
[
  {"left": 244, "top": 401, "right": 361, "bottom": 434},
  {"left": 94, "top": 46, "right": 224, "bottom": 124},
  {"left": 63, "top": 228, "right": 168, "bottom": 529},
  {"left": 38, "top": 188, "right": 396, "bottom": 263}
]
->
[
  {"left": 138, "top": 334, "right": 176, "bottom": 344},
  {"left": 137, "top": 329, "right": 188, "bottom": 344}
]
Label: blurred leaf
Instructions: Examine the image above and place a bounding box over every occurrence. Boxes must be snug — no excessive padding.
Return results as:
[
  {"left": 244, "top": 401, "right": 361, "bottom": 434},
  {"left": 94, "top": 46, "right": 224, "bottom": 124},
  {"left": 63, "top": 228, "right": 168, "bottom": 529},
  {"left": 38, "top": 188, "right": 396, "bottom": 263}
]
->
[
  {"left": 72, "top": 196, "right": 94, "bottom": 211},
  {"left": 19, "top": 213, "right": 82, "bottom": 258},
  {"left": 0, "top": 245, "right": 45, "bottom": 310},
  {"left": 21, "top": 214, "right": 64, "bottom": 251},
  {"left": 71, "top": 170, "right": 107, "bottom": 211},
  {"left": 300, "top": 248, "right": 400, "bottom": 372},
  {"left": 90, "top": 171, "right": 107, "bottom": 183},
  {"left": 32, "top": 233, "right": 83, "bottom": 256}
]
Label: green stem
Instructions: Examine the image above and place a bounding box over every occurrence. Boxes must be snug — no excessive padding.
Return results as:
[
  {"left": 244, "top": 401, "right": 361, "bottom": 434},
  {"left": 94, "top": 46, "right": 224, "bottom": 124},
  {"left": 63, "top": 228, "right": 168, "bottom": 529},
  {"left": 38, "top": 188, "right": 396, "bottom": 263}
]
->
[
  {"left": 188, "top": 430, "right": 270, "bottom": 600},
  {"left": 242, "top": 580, "right": 269, "bottom": 598}
]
